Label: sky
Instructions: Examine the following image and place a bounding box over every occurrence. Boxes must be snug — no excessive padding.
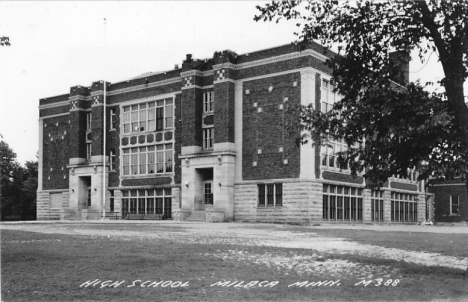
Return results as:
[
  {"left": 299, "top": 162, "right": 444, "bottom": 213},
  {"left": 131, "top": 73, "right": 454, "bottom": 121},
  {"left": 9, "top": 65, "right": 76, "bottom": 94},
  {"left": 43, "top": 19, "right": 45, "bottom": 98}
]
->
[{"left": 0, "top": 1, "right": 457, "bottom": 165}]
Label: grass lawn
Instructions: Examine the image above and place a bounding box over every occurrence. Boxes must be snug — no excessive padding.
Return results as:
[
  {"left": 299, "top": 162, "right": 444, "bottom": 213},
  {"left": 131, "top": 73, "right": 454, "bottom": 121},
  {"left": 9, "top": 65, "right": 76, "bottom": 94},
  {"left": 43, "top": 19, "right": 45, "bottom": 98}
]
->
[
  {"left": 285, "top": 226, "right": 468, "bottom": 258},
  {"left": 1, "top": 224, "right": 468, "bottom": 302}
]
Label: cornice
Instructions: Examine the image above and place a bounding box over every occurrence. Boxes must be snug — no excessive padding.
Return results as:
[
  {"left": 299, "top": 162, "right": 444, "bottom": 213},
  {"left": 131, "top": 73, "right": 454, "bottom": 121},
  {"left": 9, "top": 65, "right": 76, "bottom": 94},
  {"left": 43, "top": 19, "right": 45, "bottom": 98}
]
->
[
  {"left": 180, "top": 70, "right": 203, "bottom": 77},
  {"left": 68, "top": 95, "right": 90, "bottom": 102},
  {"left": 38, "top": 100, "right": 69, "bottom": 110},
  {"left": 107, "top": 77, "right": 181, "bottom": 96}
]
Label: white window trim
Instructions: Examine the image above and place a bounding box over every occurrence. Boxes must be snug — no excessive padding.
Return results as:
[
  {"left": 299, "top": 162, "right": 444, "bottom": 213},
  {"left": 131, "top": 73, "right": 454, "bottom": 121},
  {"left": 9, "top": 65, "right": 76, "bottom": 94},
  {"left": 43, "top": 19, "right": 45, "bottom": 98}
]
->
[
  {"left": 450, "top": 195, "right": 459, "bottom": 216},
  {"left": 110, "top": 108, "right": 117, "bottom": 130},
  {"left": 109, "top": 150, "right": 116, "bottom": 171},
  {"left": 121, "top": 143, "right": 173, "bottom": 177},
  {"left": 257, "top": 183, "right": 283, "bottom": 207},
  {"left": 203, "top": 128, "right": 214, "bottom": 150},
  {"left": 121, "top": 97, "right": 174, "bottom": 135},
  {"left": 203, "top": 91, "right": 214, "bottom": 113},
  {"left": 86, "top": 112, "right": 92, "bottom": 131}
]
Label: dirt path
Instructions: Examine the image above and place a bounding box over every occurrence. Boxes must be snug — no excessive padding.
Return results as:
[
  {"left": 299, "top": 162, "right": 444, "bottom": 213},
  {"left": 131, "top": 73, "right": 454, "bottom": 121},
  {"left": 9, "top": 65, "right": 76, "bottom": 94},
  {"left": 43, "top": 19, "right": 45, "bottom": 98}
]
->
[{"left": 2, "top": 222, "right": 467, "bottom": 273}]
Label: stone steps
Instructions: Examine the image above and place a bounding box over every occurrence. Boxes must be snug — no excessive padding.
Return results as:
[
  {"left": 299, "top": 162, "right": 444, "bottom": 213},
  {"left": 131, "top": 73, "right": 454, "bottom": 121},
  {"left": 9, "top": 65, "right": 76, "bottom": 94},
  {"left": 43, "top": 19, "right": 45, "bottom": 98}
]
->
[{"left": 185, "top": 211, "right": 206, "bottom": 222}]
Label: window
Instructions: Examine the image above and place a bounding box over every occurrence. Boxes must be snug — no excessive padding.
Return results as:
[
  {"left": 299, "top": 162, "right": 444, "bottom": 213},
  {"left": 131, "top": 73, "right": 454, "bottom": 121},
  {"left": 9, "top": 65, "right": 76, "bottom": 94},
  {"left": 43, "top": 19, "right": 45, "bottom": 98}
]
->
[
  {"left": 86, "top": 112, "right": 92, "bottom": 131},
  {"left": 321, "top": 79, "right": 339, "bottom": 113},
  {"left": 109, "top": 191, "right": 114, "bottom": 212},
  {"left": 86, "top": 143, "right": 92, "bottom": 162},
  {"left": 109, "top": 149, "right": 116, "bottom": 171},
  {"left": 203, "top": 128, "right": 214, "bottom": 150},
  {"left": 203, "top": 91, "right": 214, "bottom": 113},
  {"left": 323, "top": 185, "right": 363, "bottom": 221},
  {"left": 321, "top": 138, "right": 349, "bottom": 169},
  {"left": 121, "top": 188, "right": 172, "bottom": 218},
  {"left": 87, "top": 187, "right": 91, "bottom": 207},
  {"left": 122, "top": 98, "right": 173, "bottom": 134},
  {"left": 110, "top": 108, "right": 117, "bottom": 130},
  {"left": 204, "top": 182, "right": 213, "bottom": 205},
  {"left": 258, "top": 183, "right": 282, "bottom": 207},
  {"left": 391, "top": 192, "right": 417, "bottom": 222},
  {"left": 371, "top": 190, "right": 384, "bottom": 222},
  {"left": 122, "top": 144, "right": 173, "bottom": 176},
  {"left": 450, "top": 196, "right": 459, "bottom": 215}
]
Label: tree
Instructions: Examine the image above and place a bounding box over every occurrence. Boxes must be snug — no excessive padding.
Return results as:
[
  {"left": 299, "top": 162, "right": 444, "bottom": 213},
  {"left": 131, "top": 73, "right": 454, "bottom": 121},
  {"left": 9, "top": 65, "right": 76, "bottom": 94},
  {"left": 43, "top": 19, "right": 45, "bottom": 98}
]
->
[
  {"left": 255, "top": 1, "right": 468, "bottom": 189},
  {"left": 0, "top": 36, "right": 10, "bottom": 47},
  {"left": 0, "top": 141, "right": 20, "bottom": 220},
  {"left": 0, "top": 141, "right": 37, "bottom": 220}
]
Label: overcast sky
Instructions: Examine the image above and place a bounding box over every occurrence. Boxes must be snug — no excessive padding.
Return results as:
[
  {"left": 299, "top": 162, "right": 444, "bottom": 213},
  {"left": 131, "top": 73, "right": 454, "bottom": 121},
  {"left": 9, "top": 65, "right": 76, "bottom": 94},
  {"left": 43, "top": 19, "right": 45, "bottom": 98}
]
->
[{"left": 0, "top": 1, "right": 455, "bottom": 165}]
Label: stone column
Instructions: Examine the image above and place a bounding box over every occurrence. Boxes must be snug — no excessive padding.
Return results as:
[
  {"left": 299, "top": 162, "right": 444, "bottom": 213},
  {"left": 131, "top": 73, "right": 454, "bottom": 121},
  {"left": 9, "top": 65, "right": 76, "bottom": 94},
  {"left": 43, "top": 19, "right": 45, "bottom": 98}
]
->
[{"left": 300, "top": 68, "right": 316, "bottom": 180}]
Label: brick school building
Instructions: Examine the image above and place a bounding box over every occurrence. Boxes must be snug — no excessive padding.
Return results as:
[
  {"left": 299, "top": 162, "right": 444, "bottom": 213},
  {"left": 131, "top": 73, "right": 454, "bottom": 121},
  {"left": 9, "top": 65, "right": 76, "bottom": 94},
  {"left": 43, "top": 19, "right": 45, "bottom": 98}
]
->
[{"left": 37, "top": 42, "right": 428, "bottom": 224}]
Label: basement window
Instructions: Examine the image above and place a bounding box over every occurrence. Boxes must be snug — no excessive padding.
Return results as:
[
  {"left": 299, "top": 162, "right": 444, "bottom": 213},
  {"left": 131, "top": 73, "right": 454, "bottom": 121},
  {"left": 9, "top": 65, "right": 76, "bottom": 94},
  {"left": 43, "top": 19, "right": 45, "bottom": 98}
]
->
[{"left": 258, "top": 183, "right": 282, "bottom": 207}]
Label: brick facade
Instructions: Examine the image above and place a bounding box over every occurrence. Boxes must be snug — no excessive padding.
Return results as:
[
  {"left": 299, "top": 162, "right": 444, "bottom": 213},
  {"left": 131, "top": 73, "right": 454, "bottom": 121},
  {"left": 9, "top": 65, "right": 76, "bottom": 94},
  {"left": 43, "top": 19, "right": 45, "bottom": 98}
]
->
[
  {"left": 428, "top": 179, "right": 468, "bottom": 222},
  {"left": 38, "top": 41, "right": 428, "bottom": 224}
]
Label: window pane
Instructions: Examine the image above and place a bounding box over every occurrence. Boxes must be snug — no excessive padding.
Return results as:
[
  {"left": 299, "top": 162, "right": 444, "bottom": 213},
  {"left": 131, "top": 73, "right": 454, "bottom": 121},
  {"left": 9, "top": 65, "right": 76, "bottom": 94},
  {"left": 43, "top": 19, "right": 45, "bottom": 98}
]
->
[
  {"left": 156, "top": 107, "right": 164, "bottom": 130},
  {"left": 275, "top": 183, "right": 282, "bottom": 206},
  {"left": 156, "top": 150, "right": 164, "bottom": 173},
  {"left": 258, "top": 184, "right": 265, "bottom": 206},
  {"left": 165, "top": 149, "right": 173, "bottom": 173},
  {"left": 148, "top": 152, "right": 155, "bottom": 174}
]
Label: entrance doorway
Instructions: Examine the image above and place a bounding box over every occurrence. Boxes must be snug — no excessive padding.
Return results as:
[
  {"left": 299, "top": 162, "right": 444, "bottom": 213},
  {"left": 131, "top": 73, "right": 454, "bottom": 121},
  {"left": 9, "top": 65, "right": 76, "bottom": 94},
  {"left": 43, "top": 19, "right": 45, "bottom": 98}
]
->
[
  {"left": 78, "top": 176, "right": 91, "bottom": 210},
  {"left": 194, "top": 168, "right": 213, "bottom": 210}
]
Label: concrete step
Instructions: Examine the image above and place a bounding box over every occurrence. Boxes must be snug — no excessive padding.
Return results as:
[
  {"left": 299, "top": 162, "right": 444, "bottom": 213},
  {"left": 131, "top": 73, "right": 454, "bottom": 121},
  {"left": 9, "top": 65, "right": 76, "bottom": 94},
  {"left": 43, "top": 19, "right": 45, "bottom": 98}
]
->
[{"left": 185, "top": 211, "right": 206, "bottom": 222}]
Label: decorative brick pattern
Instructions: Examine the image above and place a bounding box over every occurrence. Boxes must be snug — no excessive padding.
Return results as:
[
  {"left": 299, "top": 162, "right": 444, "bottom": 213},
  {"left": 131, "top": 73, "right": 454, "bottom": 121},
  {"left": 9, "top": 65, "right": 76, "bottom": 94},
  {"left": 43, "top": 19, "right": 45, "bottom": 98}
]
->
[
  {"left": 184, "top": 77, "right": 192, "bottom": 87},
  {"left": 92, "top": 95, "right": 100, "bottom": 105},
  {"left": 242, "top": 73, "right": 301, "bottom": 180},
  {"left": 217, "top": 69, "right": 226, "bottom": 81},
  {"left": 390, "top": 181, "right": 418, "bottom": 191}
]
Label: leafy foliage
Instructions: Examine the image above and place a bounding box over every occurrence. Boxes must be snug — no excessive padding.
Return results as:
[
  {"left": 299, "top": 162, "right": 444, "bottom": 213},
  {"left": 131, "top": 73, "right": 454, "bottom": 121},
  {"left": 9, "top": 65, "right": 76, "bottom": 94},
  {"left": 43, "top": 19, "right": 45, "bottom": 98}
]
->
[
  {"left": 256, "top": 0, "right": 468, "bottom": 187},
  {"left": 0, "top": 36, "right": 10, "bottom": 47},
  {"left": 0, "top": 141, "right": 37, "bottom": 220}
]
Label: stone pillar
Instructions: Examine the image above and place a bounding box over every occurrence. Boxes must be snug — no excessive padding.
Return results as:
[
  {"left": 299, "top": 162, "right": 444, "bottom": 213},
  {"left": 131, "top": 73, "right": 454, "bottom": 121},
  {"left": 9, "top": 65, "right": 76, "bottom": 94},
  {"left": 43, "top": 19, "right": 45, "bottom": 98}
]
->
[
  {"left": 363, "top": 189, "right": 372, "bottom": 222},
  {"left": 213, "top": 154, "right": 236, "bottom": 221},
  {"left": 234, "top": 82, "right": 243, "bottom": 182},
  {"left": 300, "top": 68, "right": 316, "bottom": 179},
  {"left": 38, "top": 119, "right": 44, "bottom": 191},
  {"left": 417, "top": 193, "right": 426, "bottom": 222},
  {"left": 383, "top": 190, "right": 392, "bottom": 222}
]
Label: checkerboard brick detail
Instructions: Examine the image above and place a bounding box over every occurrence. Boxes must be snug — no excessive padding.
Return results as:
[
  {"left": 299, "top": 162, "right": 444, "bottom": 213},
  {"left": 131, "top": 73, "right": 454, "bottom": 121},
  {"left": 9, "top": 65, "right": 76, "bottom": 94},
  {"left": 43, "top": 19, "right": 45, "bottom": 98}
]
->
[{"left": 216, "top": 69, "right": 226, "bottom": 81}]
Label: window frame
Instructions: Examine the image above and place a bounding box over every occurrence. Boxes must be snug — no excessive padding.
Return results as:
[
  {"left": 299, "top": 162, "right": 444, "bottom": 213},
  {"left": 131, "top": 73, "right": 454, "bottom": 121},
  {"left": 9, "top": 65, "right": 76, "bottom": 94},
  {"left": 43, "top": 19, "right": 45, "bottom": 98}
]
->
[
  {"left": 371, "top": 190, "right": 384, "bottom": 222},
  {"left": 110, "top": 108, "right": 117, "bottom": 130},
  {"left": 86, "top": 143, "right": 92, "bottom": 162},
  {"left": 390, "top": 192, "right": 418, "bottom": 222},
  {"left": 323, "top": 184, "right": 363, "bottom": 221},
  {"left": 122, "top": 98, "right": 174, "bottom": 134},
  {"left": 257, "top": 183, "right": 283, "bottom": 207},
  {"left": 122, "top": 143, "right": 173, "bottom": 176},
  {"left": 450, "top": 195, "right": 459, "bottom": 216},
  {"left": 86, "top": 112, "right": 92, "bottom": 131},
  {"left": 121, "top": 188, "right": 172, "bottom": 218},
  {"left": 109, "top": 149, "right": 116, "bottom": 171},
  {"left": 203, "top": 91, "right": 214, "bottom": 113},
  {"left": 203, "top": 128, "right": 214, "bottom": 150}
]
